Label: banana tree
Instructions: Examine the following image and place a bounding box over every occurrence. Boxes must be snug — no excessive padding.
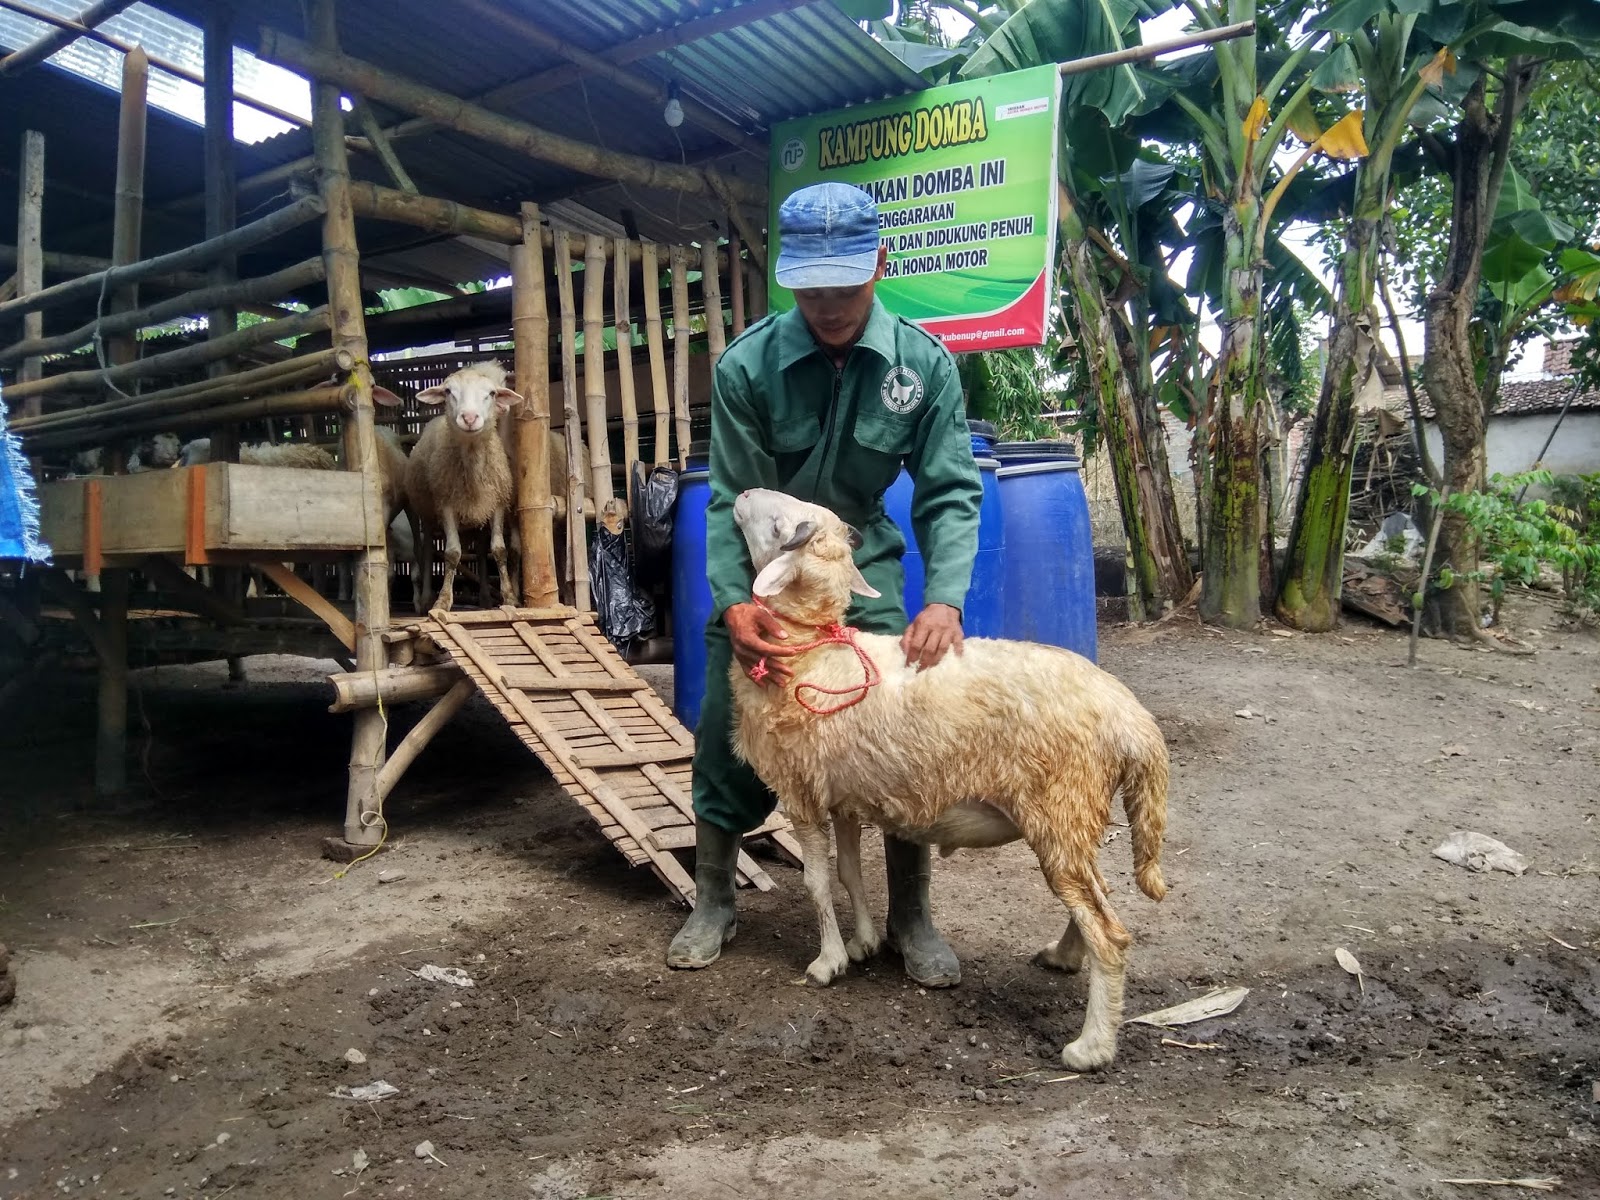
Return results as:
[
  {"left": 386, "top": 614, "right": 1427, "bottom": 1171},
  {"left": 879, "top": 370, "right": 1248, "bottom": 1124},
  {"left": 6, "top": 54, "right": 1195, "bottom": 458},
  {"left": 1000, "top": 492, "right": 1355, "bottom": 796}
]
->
[
  {"left": 947, "top": 0, "right": 1200, "bottom": 612},
  {"left": 1275, "top": 7, "right": 1460, "bottom": 630},
  {"left": 1133, "top": 2, "right": 1326, "bottom": 627}
]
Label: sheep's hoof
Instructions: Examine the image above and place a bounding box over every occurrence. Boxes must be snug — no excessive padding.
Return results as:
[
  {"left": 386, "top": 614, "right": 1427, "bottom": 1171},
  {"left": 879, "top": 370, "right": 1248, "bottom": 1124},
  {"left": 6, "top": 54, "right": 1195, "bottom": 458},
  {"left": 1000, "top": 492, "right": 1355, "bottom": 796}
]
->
[
  {"left": 804, "top": 948, "right": 849, "bottom": 986},
  {"left": 845, "top": 929, "right": 881, "bottom": 962},
  {"left": 1032, "top": 943, "right": 1085, "bottom": 974},
  {"left": 1060, "top": 1038, "right": 1115, "bottom": 1072}
]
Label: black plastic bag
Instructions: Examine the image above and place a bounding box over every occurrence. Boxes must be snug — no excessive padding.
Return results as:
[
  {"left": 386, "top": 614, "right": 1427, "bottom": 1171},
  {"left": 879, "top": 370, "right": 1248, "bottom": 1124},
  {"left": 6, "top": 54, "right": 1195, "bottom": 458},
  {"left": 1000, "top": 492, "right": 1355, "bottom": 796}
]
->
[
  {"left": 590, "top": 523, "right": 655, "bottom": 650},
  {"left": 630, "top": 460, "right": 678, "bottom": 590}
]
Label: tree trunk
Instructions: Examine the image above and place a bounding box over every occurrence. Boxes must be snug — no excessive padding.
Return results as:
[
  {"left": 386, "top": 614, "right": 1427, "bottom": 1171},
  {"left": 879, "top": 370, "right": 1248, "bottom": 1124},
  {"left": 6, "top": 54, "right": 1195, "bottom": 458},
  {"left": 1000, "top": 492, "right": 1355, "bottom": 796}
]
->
[
  {"left": 1200, "top": 204, "right": 1266, "bottom": 629},
  {"left": 1058, "top": 197, "right": 1193, "bottom": 611},
  {"left": 1277, "top": 209, "right": 1381, "bottom": 629},
  {"left": 1422, "top": 65, "right": 1540, "bottom": 638}
]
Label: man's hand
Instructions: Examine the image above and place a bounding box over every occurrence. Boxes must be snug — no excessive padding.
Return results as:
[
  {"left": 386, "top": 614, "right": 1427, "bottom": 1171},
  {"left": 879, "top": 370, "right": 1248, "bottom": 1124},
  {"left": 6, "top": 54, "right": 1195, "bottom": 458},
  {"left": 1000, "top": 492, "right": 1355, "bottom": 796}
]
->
[
  {"left": 902, "top": 603, "right": 963, "bottom": 672},
  {"left": 726, "top": 602, "right": 797, "bottom": 686}
]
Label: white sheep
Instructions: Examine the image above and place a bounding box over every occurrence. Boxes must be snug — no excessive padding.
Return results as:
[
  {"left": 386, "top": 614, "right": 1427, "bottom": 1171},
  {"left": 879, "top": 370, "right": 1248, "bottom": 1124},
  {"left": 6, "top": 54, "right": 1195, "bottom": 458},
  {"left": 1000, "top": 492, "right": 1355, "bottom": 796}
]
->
[
  {"left": 176, "top": 436, "right": 339, "bottom": 471},
  {"left": 725, "top": 488, "right": 1171, "bottom": 1073},
  {"left": 402, "top": 360, "right": 521, "bottom": 614}
]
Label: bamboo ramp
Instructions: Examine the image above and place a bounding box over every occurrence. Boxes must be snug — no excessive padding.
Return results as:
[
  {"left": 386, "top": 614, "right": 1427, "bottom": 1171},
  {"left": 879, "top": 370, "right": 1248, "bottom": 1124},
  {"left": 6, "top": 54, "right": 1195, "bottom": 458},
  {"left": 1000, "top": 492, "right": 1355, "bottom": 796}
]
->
[{"left": 417, "top": 606, "right": 801, "bottom": 905}]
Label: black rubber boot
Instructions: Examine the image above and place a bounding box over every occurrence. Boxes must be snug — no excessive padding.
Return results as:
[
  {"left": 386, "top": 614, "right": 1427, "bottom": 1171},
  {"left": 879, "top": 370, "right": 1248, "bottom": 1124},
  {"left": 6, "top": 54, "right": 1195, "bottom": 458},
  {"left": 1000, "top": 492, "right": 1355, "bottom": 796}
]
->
[
  {"left": 884, "top": 834, "right": 961, "bottom": 987},
  {"left": 666, "top": 819, "right": 741, "bottom": 969}
]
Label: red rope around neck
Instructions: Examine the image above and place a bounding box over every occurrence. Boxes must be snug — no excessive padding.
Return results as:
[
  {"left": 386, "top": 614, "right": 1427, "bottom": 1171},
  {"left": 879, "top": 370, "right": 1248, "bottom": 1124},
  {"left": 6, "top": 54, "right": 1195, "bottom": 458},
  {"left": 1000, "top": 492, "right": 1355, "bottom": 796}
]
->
[{"left": 749, "top": 596, "right": 880, "bottom": 715}]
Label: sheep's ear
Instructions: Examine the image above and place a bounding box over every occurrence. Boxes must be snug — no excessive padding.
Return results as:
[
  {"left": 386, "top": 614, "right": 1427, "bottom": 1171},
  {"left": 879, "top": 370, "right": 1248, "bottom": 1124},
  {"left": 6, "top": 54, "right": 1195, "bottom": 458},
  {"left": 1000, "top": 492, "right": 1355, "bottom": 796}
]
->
[
  {"left": 493, "top": 387, "right": 524, "bottom": 413},
  {"left": 415, "top": 385, "right": 449, "bottom": 405},
  {"left": 843, "top": 523, "right": 864, "bottom": 550},
  {"left": 752, "top": 551, "right": 801, "bottom": 598},
  {"left": 372, "top": 385, "right": 405, "bottom": 407},
  {"left": 779, "top": 520, "right": 817, "bottom": 552},
  {"left": 847, "top": 561, "right": 880, "bottom": 599}
]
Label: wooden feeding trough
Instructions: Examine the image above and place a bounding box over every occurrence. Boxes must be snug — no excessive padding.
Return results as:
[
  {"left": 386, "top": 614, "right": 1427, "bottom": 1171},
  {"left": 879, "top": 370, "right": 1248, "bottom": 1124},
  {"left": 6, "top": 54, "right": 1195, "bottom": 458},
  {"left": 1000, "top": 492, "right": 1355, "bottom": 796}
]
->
[{"left": 0, "top": 0, "right": 803, "bottom": 905}]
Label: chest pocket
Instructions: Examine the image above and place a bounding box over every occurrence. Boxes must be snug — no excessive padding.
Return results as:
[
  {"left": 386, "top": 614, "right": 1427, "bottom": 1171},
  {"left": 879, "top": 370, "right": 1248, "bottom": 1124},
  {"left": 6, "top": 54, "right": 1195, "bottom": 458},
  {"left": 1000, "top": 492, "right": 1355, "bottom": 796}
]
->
[
  {"left": 852, "top": 410, "right": 919, "bottom": 458},
  {"left": 770, "top": 412, "right": 821, "bottom": 453}
]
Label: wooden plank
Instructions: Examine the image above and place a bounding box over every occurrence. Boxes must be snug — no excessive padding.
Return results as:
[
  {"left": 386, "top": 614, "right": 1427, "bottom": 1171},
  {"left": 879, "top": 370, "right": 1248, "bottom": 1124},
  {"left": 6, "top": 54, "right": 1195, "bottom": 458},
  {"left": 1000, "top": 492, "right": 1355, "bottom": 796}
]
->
[
  {"left": 436, "top": 606, "right": 578, "bottom": 624},
  {"left": 572, "top": 746, "right": 695, "bottom": 769},
  {"left": 213, "top": 463, "right": 374, "bottom": 551},
  {"left": 499, "top": 667, "right": 646, "bottom": 692}
]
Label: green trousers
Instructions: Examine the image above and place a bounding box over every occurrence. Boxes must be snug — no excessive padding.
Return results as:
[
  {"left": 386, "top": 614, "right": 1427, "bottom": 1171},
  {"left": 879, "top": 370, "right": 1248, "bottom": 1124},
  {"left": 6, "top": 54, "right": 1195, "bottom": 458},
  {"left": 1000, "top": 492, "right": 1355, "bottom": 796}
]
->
[{"left": 692, "top": 546, "right": 908, "bottom": 834}]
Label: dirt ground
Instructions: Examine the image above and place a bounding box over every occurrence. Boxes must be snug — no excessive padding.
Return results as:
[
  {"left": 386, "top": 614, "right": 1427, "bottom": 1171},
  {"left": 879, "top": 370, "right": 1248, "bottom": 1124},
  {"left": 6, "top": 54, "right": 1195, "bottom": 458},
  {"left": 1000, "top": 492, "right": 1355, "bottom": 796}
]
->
[{"left": 1, "top": 597, "right": 1597, "bottom": 1200}]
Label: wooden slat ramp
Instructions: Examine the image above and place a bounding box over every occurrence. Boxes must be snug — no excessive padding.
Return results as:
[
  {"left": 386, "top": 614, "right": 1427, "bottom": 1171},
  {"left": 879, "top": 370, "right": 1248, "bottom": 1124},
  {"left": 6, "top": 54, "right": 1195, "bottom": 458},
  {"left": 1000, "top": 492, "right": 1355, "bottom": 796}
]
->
[{"left": 418, "top": 606, "right": 802, "bottom": 905}]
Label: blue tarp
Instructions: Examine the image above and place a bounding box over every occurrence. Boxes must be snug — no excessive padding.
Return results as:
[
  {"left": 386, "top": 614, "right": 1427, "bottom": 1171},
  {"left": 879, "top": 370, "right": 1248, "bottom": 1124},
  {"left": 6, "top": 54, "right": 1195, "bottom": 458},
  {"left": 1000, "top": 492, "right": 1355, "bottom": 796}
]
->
[{"left": 0, "top": 381, "right": 50, "bottom": 564}]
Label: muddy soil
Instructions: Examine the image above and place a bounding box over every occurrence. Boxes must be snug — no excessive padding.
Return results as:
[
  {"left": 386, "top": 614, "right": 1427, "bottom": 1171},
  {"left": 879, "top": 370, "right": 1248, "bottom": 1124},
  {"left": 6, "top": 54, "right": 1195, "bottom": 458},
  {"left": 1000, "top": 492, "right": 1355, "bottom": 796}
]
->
[{"left": 1, "top": 598, "right": 1597, "bottom": 1199}]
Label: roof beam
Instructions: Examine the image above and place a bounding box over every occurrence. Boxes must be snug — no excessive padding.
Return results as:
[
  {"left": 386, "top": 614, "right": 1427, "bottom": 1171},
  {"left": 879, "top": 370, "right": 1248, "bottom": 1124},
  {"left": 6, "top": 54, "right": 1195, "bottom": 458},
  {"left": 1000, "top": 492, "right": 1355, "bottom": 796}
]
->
[
  {"left": 0, "top": 0, "right": 309, "bottom": 125},
  {"left": 0, "top": 0, "right": 137, "bottom": 75}
]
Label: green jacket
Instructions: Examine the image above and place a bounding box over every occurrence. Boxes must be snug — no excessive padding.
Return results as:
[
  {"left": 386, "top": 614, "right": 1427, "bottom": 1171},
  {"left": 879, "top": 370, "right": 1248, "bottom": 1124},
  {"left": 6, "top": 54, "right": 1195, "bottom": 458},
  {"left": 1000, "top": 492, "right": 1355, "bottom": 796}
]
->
[{"left": 704, "top": 297, "right": 983, "bottom": 623}]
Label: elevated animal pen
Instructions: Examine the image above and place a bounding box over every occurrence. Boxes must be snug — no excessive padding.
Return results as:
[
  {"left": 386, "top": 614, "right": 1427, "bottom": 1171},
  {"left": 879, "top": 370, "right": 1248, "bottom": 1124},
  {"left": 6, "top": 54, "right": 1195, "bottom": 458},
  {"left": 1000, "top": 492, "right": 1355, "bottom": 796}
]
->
[{"left": 0, "top": 0, "right": 895, "bottom": 902}]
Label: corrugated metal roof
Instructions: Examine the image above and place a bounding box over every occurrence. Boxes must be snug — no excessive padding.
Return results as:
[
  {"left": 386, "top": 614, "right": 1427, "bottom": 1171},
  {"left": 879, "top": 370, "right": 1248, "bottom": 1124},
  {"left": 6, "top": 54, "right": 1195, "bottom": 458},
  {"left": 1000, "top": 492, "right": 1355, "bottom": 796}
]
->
[{"left": 2, "top": 1, "right": 926, "bottom": 339}]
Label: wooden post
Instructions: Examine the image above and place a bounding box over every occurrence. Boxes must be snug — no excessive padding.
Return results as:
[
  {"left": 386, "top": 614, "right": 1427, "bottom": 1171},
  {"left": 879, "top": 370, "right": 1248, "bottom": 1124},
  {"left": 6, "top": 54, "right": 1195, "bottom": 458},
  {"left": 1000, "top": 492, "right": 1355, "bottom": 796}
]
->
[
  {"left": 728, "top": 219, "right": 746, "bottom": 337},
  {"left": 93, "top": 569, "right": 129, "bottom": 798},
  {"left": 204, "top": 4, "right": 239, "bottom": 463},
  {"left": 748, "top": 256, "right": 767, "bottom": 321},
  {"left": 554, "top": 231, "right": 590, "bottom": 610},
  {"left": 310, "top": 0, "right": 391, "bottom": 852},
  {"left": 669, "top": 246, "right": 692, "bottom": 468},
  {"left": 107, "top": 47, "right": 148, "bottom": 391},
  {"left": 15, "top": 130, "right": 44, "bottom": 414},
  {"left": 581, "top": 234, "right": 614, "bottom": 507},
  {"left": 513, "top": 202, "right": 558, "bottom": 608},
  {"left": 614, "top": 236, "right": 640, "bottom": 500},
  {"left": 702, "top": 236, "right": 727, "bottom": 376},
  {"left": 641, "top": 242, "right": 670, "bottom": 466}
]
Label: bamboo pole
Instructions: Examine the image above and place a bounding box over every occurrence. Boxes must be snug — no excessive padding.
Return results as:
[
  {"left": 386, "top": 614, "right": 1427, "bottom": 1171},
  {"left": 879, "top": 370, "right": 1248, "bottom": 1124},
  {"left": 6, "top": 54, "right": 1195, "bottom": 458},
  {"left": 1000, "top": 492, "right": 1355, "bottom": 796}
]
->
[
  {"left": 581, "top": 234, "right": 614, "bottom": 507},
  {"left": 347, "top": 180, "right": 520, "bottom": 243},
  {"left": 728, "top": 220, "right": 746, "bottom": 337},
  {"left": 640, "top": 242, "right": 670, "bottom": 466},
  {"left": 0, "top": 258, "right": 326, "bottom": 367},
  {"left": 0, "top": 0, "right": 137, "bottom": 76},
  {"left": 613, "top": 236, "right": 640, "bottom": 501},
  {"left": 15, "top": 130, "right": 44, "bottom": 416},
  {"left": 513, "top": 202, "right": 559, "bottom": 608},
  {"left": 204, "top": 3, "right": 240, "bottom": 466},
  {"left": 351, "top": 98, "right": 417, "bottom": 193},
  {"left": 23, "top": 385, "right": 349, "bottom": 452},
  {"left": 748, "top": 258, "right": 767, "bottom": 321},
  {"left": 1, "top": 306, "right": 331, "bottom": 402},
  {"left": 93, "top": 568, "right": 129, "bottom": 797},
  {"left": 702, "top": 238, "right": 728, "bottom": 376},
  {"left": 372, "top": 677, "right": 476, "bottom": 800},
  {"left": 309, "top": 0, "right": 388, "bottom": 851},
  {"left": 0, "top": 195, "right": 325, "bottom": 325},
  {"left": 256, "top": 30, "right": 766, "bottom": 206},
  {"left": 107, "top": 46, "right": 148, "bottom": 378},
  {"left": 328, "top": 664, "right": 462, "bottom": 712},
  {"left": 670, "top": 246, "right": 692, "bottom": 468},
  {"left": 0, "top": 244, "right": 210, "bottom": 291},
  {"left": 14, "top": 347, "right": 350, "bottom": 433},
  {"left": 554, "top": 231, "right": 590, "bottom": 610},
  {"left": 1056, "top": 20, "right": 1254, "bottom": 77}
]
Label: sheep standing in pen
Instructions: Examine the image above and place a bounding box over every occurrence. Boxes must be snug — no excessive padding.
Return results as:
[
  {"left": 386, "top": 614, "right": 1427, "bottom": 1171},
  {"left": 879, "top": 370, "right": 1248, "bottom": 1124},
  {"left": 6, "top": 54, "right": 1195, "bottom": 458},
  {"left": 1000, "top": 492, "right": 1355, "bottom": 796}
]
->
[
  {"left": 725, "top": 488, "right": 1171, "bottom": 1072},
  {"left": 403, "top": 359, "right": 521, "bottom": 613}
]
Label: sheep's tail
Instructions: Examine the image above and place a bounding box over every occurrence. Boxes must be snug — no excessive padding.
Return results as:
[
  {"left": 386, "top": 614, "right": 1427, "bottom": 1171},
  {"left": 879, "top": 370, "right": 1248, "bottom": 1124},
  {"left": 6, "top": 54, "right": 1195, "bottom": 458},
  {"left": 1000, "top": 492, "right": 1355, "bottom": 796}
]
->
[{"left": 1120, "top": 727, "right": 1169, "bottom": 902}]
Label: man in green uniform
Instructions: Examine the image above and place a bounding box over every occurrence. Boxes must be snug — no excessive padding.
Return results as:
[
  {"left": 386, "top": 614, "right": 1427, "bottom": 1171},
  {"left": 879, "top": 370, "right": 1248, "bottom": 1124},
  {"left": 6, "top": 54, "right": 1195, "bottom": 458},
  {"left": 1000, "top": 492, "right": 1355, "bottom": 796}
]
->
[{"left": 666, "top": 181, "right": 983, "bottom": 987}]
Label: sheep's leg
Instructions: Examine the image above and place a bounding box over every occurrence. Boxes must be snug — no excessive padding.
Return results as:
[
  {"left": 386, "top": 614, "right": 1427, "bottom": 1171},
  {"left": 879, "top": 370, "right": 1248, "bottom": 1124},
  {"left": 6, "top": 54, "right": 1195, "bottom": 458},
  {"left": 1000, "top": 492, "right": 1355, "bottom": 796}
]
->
[
  {"left": 883, "top": 834, "right": 960, "bottom": 988},
  {"left": 1033, "top": 917, "right": 1087, "bottom": 974},
  {"left": 489, "top": 507, "right": 518, "bottom": 607},
  {"left": 437, "top": 508, "right": 460, "bottom": 612},
  {"left": 834, "top": 816, "right": 881, "bottom": 963},
  {"left": 409, "top": 511, "right": 430, "bottom": 614},
  {"left": 1022, "top": 818, "right": 1131, "bottom": 1070},
  {"left": 796, "top": 822, "right": 851, "bottom": 986}
]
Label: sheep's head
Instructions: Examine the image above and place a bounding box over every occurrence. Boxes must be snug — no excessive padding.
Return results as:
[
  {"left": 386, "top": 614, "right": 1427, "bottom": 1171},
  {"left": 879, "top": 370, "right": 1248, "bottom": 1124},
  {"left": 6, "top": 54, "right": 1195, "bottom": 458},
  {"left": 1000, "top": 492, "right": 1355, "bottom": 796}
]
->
[
  {"left": 415, "top": 362, "right": 522, "bottom": 436},
  {"left": 732, "top": 488, "right": 877, "bottom": 621}
]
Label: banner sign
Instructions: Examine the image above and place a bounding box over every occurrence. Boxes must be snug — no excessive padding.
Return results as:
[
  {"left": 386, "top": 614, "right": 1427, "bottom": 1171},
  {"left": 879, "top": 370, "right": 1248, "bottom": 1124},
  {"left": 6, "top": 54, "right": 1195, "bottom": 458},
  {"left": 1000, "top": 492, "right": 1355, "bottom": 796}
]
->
[{"left": 766, "top": 63, "right": 1062, "bottom": 353}]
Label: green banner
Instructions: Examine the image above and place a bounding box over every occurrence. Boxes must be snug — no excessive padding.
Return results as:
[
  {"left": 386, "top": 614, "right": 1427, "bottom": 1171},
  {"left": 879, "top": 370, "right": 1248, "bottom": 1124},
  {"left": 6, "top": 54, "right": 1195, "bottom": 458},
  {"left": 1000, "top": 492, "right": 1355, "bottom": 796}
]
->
[{"left": 767, "top": 63, "right": 1062, "bottom": 352}]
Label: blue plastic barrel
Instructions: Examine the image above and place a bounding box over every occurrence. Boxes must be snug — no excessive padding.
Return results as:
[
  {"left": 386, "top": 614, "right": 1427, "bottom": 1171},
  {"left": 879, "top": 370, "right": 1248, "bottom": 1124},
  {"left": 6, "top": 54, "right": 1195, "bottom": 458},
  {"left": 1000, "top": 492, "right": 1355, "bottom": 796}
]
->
[
  {"left": 671, "top": 455, "right": 712, "bottom": 729},
  {"left": 883, "top": 420, "right": 1006, "bottom": 637},
  {"left": 993, "top": 440, "right": 1097, "bottom": 661}
]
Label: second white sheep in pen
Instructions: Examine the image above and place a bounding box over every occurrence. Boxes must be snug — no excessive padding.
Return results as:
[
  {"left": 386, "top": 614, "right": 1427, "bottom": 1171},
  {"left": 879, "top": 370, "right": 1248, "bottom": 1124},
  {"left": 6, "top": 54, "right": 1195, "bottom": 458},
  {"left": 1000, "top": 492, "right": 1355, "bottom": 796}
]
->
[{"left": 726, "top": 488, "right": 1171, "bottom": 1072}]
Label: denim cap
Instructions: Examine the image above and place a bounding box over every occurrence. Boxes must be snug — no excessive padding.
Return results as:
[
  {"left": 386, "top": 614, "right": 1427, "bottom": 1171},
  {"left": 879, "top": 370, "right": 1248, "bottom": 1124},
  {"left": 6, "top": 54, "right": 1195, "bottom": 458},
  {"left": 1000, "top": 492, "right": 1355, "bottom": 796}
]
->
[{"left": 774, "top": 182, "right": 881, "bottom": 290}]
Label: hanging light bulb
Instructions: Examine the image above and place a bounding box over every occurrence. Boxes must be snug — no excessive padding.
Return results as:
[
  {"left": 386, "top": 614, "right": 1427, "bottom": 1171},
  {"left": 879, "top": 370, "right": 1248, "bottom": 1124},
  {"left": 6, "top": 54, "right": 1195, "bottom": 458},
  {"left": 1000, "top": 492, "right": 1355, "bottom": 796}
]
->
[{"left": 663, "top": 81, "right": 685, "bottom": 129}]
